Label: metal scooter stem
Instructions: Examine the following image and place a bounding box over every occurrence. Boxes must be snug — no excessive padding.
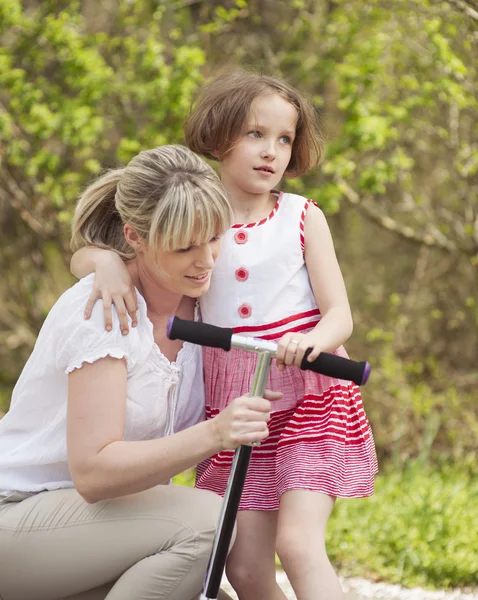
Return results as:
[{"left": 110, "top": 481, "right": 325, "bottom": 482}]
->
[{"left": 200, "top": 350, "right": 274, "bottom": 600}]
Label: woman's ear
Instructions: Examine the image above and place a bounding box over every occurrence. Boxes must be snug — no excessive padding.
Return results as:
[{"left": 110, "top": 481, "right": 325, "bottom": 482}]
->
[{"left": 124, "top": 224, "right": 145, "bottom": 252}]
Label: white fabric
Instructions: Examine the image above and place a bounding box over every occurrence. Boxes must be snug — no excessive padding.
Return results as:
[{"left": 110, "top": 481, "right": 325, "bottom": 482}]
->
[
  {"left": 0, "top": 274, "right": 205, "bottom": 496},
  {"left": 200, "top": 192, "right": 319, "bottom": 332}
]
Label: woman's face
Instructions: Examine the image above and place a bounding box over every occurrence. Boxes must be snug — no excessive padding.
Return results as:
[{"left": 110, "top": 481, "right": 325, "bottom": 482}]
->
[{"left": 131, "top": 230, "right": 223, "bottom": 298}]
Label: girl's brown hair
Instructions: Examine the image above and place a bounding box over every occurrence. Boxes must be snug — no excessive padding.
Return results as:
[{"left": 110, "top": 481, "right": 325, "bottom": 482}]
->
[{"left": 184, "top": 69, "right": 324, "bottom": 178}]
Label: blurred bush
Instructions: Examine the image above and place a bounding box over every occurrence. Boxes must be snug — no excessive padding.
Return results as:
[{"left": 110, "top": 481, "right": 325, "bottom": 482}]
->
[{"left": 1, "top": 0, "right": 477, "bottom": 465}]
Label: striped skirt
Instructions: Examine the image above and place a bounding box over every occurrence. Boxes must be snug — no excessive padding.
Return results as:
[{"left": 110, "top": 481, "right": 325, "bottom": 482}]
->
[{"left": 196, "top": 335, "right": 378, "bottom": 511}]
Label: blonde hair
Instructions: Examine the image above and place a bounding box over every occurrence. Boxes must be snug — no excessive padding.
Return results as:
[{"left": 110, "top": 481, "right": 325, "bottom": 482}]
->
[
  {"left": 184, "top": 68, "right": 324, "bottom": 178},
  {"left": 71, "top": 145, "right": 232, "bottom": 258}
]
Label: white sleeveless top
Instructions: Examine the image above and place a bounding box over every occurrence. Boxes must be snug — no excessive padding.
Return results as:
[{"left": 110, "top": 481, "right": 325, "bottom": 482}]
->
[
  {"left": 200, "top": 192, "right": 321, "bottom": 338},
  {"left": 0, "top": 274, "right": 205, "bottom": 497}
]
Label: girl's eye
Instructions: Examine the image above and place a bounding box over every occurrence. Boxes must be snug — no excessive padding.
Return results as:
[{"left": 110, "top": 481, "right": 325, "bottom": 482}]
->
[
  {"left": 280, "top": 135, "right": 292, "bottom": 144},
  {"left": 210, "top": 235, "right": 221, "bottom": 243},
  {"left": 247, "top": 131, "right": 261, "bottom": 139},
  {"left": 177, "top": 246, "right": 193, "bottom": 253}
]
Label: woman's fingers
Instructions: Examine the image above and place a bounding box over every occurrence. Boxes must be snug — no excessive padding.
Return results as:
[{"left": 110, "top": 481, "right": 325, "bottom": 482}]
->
[
  {"left": 234, "top": 423, "right": 270, "bottom": 445},
  {"left": 263, "top": 389, "right": 283, "bottom": 401}
]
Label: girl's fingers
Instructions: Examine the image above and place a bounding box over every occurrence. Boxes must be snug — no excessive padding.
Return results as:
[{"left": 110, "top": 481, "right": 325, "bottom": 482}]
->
[
  {"left": 125, "top": 291, "right": 138, "bottom": 327},
  {"left": 112, "top": 296, "right": 129, "bottom": 335},
  {"left": 284, "top": 338, "right": 301, "bottom": 366},
  {"left": 306, "top": 346, "right": 322, "bottom": 362},
  {"left": 293, "top": 346, "right": 307, "bottom": 368},
  {"left": 274, "top": 336, "right": 289, "bottom": 364},
  {"left": 103, "top": 298, "right": 113, "bottom": 332},
  {"left": 84, "top": 291, "right": 100, "bottom": 320}
]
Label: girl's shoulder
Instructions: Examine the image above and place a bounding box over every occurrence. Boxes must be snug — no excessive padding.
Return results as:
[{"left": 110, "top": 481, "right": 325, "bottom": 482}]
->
[
  {"left": 275, "top": 191, "right": 319, "bottom": 224},
  {"left": 279, "top": 191, "right": 316, "bottom": 211}
]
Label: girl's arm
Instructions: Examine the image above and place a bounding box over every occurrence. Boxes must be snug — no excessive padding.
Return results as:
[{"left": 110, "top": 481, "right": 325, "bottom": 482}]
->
[
  {"left": 276, "top": 203, "right": 353, "bottom": 369},
  {"left": 70, "top": 247, "right": 137, "bottom": 334},
  {"left": 68, "top": 356, "right": 279, "bottom": 503}
]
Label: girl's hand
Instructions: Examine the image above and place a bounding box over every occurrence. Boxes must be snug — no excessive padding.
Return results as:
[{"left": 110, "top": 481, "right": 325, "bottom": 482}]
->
[
  {"left": 211, "top": 390, "right": 282, "bottom": 450},
  {"left": 84, "top": 251, "right": 137, "bottom": 335},
  {"left": 275, "top": 331, "right": 324, "bottom": 372}
]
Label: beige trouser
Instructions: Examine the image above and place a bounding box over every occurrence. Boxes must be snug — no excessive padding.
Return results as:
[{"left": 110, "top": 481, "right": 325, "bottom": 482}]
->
[{"left": 0, "top": 485, "right": 234, "bottom": 600}]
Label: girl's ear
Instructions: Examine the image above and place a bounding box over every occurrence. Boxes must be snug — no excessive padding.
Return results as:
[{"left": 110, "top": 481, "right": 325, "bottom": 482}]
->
[{"left": 124, "top": 224, "right": 146, "bottom": 252}]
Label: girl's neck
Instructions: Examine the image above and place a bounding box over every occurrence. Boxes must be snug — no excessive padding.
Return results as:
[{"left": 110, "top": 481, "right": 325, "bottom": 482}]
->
[
  {"left": 127, "top": 260, "right": 182, "bottom": 318},
  {"left": 225, "top": 187, "right": 278, "bottom": 225}
]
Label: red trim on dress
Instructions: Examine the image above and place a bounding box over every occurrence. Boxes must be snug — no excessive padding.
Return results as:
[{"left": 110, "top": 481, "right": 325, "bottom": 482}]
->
[
  {"left": 300, "top": 199, "right": 312, "bottom": 254},
  {"left": 232, "top": 191, "right": 283, "bottom": 229},
  {"left": 255, "top": 319, "right": 321, "bottom": 340},
  {"left": 233, "top": 308, "right": 321, "bottom": 334}
]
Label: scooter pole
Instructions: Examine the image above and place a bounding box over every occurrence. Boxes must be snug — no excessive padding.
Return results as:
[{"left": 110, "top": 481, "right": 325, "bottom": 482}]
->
[{"left": 199, "top": 350, "right": 273, "bottom": 600}]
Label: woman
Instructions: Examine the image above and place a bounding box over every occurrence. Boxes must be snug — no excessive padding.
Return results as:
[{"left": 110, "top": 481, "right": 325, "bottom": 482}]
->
[{"left": 0, "top": 145, "right": 278, "bottom": 600}]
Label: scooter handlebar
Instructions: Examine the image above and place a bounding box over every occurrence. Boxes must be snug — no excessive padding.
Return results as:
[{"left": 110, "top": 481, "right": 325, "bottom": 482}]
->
[{"left": 167, "top": 316, "right": 370, "bottom": 386}]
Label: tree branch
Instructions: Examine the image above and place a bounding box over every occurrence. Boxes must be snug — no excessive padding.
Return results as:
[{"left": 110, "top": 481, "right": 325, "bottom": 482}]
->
[
  {"left": 444, "top": 0, "right": 478, "bottom": 21},
  {"left": 0, "top": 183, "right": 52, "bottom": 238},
  {"left": 335, "top": 177, "right": 466, "bottom": 254}
]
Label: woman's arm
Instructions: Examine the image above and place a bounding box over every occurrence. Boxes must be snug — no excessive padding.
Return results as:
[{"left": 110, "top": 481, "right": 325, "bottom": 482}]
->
[
  {"left": 68, "top": 356, "right": 277, "bottom": 503},
  {"left": 276, "top": 203, "right": 353, "bottom": 369},
  {"left": 70, "top": 247, "right": 137, "bottom": 333}
]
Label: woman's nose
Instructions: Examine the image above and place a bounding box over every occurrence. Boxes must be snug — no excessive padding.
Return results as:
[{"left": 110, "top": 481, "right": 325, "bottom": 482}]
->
[{"left": 196, "top": 244, "right": 215, "bottom": 267}]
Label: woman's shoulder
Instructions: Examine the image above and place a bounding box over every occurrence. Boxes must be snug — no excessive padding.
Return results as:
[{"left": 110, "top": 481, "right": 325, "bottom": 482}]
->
[
  {"left": 47, "top": 275, "right": 154, "bottom": 373},
  {"left": 53, "top": 275, "right": 148, "bottom": 328}
]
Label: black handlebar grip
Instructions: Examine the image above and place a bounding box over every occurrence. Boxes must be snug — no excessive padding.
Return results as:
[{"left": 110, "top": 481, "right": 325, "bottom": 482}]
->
[
  {"left": 167, "top": 317, "right": 371, "bottom": 386},
  {"left": 167, "top": 316, "right": 233, "bottom": 351},
  {"left": 300, "top": 348, "right": 370, "bottom": 386}
]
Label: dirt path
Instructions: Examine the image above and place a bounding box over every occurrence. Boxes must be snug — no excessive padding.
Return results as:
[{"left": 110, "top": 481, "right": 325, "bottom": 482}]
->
[{"left": 221, "top": 572, "right": 478, "bottom": 600}]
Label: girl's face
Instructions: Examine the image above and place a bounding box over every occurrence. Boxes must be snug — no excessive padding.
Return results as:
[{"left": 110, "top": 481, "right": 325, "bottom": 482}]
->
[{"left": 220, "top": 93, "right": 298, "bottom": 197}]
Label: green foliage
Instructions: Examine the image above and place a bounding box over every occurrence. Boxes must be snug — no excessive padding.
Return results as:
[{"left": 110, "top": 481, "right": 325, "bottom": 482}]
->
[
  {"left": 326, "top": 464, "right": 478, "bottom": 589},
  {"left": 172, "top": 468, "right": 196, "bottom": 488},
  {"left": 0, "top": 0, "right": 205, "bottom": 219}
]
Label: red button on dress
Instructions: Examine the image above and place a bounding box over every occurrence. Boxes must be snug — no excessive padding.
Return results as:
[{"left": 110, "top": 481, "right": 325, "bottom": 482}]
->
[
  {"left": 234, "top": 230, "right": 248, "bottom": 244},
  {"left": 235, "top": 267, "right": 249, "bottom": 282},
  {"left": 238, "top": 304, "right": 252, "bottom": 318}
]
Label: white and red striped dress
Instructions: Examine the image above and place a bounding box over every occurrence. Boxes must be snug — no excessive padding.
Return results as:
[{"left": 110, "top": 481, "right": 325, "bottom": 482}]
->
[{"left": 197, "top": 192, "right": 378, "bottom": 510}]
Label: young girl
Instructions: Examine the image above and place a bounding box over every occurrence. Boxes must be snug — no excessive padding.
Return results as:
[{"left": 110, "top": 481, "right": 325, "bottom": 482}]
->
[{"left": 72, "top": 69, "right": 378, "bottom": 600}]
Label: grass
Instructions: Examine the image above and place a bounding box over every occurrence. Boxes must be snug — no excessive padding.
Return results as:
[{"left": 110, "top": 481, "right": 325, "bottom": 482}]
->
[
  {"left": 173, "top": 462, "right": 478, "bottom": 591},
  {"left": 326, "top": 462, "right": 478, "bottom": 590}
]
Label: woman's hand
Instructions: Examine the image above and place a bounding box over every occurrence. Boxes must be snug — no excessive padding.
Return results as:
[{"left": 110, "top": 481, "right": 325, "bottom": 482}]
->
[
  {"left": 84, "top": 251, "right": 137, "bottom": 335},
  {"left": 211, "top": 390, "right": 282, "bottom": 449},
  {"left": 275, "top": 331, "right": 324, "bottom": 372}
]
